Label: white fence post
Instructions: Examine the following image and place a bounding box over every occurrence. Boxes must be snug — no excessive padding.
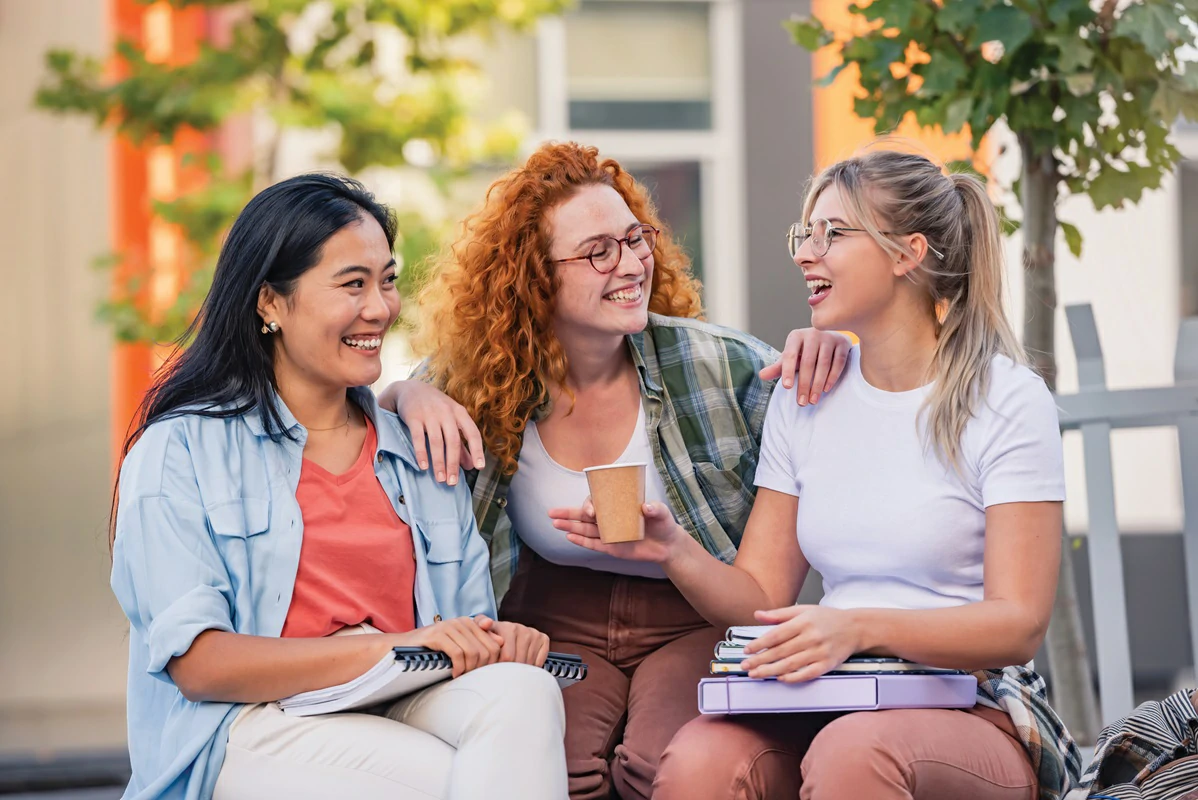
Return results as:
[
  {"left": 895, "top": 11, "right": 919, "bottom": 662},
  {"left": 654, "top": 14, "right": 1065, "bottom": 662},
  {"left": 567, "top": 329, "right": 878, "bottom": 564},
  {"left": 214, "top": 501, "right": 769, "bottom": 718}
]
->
[
  {"left": 1172, "top": 318, "right": 1198, "bottom": 677},
  {"left": 1060, "top": 304, "right": 1135, "bottom": 724}
]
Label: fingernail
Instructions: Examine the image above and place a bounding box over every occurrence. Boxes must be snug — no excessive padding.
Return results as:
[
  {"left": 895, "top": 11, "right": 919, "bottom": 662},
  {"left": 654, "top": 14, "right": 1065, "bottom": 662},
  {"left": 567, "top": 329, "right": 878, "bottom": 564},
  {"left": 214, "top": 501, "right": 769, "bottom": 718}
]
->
[
  {"left": 798, "top": 394, "right": 808, "bottom": 406},
  {"left": 436, "top": 471, "right": 445, "bottom": 482},
  {"left": 810, "top": 393, "right": 819, "bottom": 404},
  {"left": 784, "top": 380, "right": 793, "bottom": 388},
  {"left": 448, "top": 474, "right": 457, "bottom": 486},
  {"left": 419, "top": 461, "right": 428, "bottom": 470},
  {"left": 475, "top": 459, "right": 485, "bottom": 469}
]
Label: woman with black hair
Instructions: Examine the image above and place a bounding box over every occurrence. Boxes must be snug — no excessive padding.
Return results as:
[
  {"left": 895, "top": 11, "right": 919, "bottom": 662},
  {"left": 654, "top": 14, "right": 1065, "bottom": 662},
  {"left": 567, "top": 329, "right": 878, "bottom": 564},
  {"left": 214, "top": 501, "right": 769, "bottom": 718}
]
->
[{"left": 110, "top": 173, "right": 567, "bottom": 800}]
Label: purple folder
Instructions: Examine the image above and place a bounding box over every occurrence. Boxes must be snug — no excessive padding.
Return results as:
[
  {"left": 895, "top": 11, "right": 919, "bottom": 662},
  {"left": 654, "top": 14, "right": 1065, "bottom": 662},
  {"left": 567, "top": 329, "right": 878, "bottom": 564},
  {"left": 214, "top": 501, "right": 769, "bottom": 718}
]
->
[{"left": 698, "top": 673, "right": 978, "bottom": 715}]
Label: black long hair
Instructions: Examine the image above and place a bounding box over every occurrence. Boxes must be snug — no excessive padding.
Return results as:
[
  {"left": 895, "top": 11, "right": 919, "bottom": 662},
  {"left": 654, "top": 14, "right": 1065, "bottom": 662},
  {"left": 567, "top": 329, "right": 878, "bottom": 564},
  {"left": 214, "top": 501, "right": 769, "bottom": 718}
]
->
[{"left": 118, "top": 172, "right": 398, "bottom": 463}]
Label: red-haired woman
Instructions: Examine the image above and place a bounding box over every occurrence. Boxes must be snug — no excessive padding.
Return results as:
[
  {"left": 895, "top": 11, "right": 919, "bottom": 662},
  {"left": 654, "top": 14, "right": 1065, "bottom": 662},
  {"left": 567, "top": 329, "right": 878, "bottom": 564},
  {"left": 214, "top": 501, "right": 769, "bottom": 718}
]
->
[{"left": 379, "top": 141, "right": 850, "bottom": 799}]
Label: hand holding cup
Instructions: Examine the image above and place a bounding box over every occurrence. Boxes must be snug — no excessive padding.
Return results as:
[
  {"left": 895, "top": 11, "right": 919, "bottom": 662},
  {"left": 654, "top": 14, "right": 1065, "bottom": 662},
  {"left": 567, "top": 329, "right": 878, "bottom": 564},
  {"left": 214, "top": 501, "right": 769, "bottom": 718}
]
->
[{"left": 548, "top": 497, "right": 685, "bottom": 565}]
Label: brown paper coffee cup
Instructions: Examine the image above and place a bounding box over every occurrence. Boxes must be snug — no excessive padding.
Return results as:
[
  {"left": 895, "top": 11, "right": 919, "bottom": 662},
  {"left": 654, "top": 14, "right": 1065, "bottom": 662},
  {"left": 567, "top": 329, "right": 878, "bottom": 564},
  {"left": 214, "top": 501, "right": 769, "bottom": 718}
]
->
[{"left": 583, "top": 462, "right": 647, "bottom": 544}]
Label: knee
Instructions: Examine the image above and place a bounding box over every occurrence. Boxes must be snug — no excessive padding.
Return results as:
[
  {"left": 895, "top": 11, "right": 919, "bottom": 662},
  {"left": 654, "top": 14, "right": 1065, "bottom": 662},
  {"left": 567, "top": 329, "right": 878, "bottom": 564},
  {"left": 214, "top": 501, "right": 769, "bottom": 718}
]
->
[
  {"left": 801, "top": 713, "right": 903, "bottom": 789},
  {"left": 477, "top": 663, "right": 565, "bottom": 734},
  {"left": 654, "top": 717, "right": 782, "bottom": 800},
  {"left": 654, "top": 718, "right": 723, "bottom": 796}
]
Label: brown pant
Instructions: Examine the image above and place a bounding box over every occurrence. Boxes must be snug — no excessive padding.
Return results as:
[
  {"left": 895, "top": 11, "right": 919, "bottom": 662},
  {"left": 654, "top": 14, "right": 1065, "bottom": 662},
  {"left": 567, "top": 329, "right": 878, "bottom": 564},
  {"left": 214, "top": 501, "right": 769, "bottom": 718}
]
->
[
  {"left": 500, "top": 551, "right": 721, "bottom": 800},
  {"left": 654, "top": 704, "right": 1038, "bottom": 800}
]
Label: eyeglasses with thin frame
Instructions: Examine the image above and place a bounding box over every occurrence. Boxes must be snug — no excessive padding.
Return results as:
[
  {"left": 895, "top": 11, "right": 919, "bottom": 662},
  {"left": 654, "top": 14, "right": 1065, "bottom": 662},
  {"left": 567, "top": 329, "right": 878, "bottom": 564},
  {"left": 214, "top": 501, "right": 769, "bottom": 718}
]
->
[
  {"left": 553, "top": 224, "right": 659, "bottom": 274},
  {"left": 787, "top": 218, "right": 945, "bottom": 260}
]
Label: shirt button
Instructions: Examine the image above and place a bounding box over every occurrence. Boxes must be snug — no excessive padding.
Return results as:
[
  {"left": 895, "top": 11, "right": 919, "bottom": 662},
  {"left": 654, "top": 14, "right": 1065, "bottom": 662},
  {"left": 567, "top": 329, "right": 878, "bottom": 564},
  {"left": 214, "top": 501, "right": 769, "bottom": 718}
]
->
[
  {"left": 434, "top": 615, "right": 443, "bottom": 623},
  {"left": 397, "top": 494, "right": 405, "bottom": 505},
  {"left": 496, "top": 497, "right": 507, "bottom": 509},
  {"left": 376, "top": 452, "right": 384, "bottom": 463}
]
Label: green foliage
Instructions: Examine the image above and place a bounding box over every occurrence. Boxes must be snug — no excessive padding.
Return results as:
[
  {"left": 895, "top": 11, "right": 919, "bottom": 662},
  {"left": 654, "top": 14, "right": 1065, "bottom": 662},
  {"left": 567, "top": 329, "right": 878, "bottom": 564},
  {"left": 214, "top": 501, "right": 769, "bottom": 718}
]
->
[
  {"left": 36, "top": 0, "right": 568, "bottom": 344},
  {"left": 786, "top": 0, "right": 1198, "bottom": 230}
]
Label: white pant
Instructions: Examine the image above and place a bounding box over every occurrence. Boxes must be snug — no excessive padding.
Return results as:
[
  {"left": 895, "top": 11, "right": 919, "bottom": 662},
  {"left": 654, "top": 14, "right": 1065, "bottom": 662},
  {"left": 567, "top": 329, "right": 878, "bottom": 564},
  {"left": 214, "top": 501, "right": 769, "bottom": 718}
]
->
[{"left": 213, "top": 662, "right": 568, "bottom": 800}]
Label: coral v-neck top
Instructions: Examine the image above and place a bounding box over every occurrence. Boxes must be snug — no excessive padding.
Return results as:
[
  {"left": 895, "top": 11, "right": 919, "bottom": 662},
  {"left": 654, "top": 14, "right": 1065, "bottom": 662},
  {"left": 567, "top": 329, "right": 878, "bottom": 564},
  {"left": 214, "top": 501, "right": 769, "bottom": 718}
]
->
[{"left": 281, "top": 416, "right": 416, "bottom": 638}]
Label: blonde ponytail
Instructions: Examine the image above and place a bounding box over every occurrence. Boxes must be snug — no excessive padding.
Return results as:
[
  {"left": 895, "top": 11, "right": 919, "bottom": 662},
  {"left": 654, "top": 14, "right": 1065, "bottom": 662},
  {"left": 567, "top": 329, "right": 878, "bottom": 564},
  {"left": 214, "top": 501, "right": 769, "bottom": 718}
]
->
[
  {"left": 803, "top": 150, "right": 1024, "bottom": 471},
  {"left": 926, "top": 174, "right": 1024, "bottom": 470}
]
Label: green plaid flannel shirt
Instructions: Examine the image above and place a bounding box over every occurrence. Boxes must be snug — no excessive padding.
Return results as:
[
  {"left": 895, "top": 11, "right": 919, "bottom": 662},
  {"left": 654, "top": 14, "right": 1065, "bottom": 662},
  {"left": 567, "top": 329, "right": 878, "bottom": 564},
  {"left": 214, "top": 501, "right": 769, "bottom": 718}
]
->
[{"left": 455, "top": 313, "right": 779, "bottom": 603}]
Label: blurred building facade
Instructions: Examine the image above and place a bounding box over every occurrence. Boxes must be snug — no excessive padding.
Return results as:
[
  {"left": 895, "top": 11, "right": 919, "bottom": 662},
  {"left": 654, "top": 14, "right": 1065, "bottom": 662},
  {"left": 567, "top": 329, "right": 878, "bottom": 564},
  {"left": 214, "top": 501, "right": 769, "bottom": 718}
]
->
[{"left": 1, "top": 0, "right": 1195, "bottom": 762}]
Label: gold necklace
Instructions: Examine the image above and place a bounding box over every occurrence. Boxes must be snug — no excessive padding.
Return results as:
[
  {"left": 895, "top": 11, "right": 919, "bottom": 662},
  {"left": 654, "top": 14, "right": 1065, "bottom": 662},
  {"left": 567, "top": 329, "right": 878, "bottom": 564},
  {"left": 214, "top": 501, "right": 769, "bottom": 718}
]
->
[{"left": 303, "top": 404, "right": 352, "bottom": 432}]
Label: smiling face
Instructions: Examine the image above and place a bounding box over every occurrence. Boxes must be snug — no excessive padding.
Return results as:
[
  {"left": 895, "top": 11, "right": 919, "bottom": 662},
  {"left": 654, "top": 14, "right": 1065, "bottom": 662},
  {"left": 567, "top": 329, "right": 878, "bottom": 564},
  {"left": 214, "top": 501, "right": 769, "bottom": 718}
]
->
[
  {"left": 545, "top": 183, "right": 654, "bottom": 346},
  {"left": 796, "top": 184, "right": 925, "bottom": 333},
  {"left": 258, "top": 213, "right": 400, "bottom": 392}
]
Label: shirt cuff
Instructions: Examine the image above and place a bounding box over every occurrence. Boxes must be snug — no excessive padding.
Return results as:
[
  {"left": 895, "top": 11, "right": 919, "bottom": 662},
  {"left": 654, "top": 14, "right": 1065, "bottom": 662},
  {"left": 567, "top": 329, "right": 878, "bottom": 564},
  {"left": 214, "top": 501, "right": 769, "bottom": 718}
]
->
[
  {"left": 145, "top": 584, "right": 235, "bottom": 679},
  {"left": 982, "top": 483, "right": 1065, "bottom": 508}
]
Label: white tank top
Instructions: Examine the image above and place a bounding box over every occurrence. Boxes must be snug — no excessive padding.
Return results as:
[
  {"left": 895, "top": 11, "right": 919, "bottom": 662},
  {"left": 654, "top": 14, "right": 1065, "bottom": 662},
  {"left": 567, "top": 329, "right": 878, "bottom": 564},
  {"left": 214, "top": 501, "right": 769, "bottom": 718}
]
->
[{"left": 506, "top": 401, "right": 670, "bottom": 578}]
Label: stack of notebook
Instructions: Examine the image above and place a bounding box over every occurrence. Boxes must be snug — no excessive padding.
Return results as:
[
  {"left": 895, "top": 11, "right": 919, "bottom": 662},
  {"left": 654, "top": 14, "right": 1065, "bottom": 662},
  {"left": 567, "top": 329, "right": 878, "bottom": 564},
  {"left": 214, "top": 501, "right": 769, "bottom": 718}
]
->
[
  {"left": 280, "top": 648, "right": 588, "bottom": 717},
  {"left": 699, "top": 625, "right": 977, "bottom": 714}
]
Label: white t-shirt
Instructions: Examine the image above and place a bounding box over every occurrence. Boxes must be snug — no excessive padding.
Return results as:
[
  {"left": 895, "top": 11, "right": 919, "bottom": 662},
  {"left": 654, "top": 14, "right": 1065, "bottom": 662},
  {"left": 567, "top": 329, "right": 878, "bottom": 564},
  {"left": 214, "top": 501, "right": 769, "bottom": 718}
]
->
[
  {"left": 754, "top": 346, "right": 1065, "bottom": 611},
  {"left": 506, "top": 401, "right": 670, "bottom": 578}
]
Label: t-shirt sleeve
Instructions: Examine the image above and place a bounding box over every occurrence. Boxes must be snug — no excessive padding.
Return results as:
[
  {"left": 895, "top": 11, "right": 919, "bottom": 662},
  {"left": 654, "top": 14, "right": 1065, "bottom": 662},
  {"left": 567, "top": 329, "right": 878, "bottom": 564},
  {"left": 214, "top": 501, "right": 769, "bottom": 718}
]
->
[
  {"left": 977, "top": 365, "right": 1066, "bottom": 508},
  {"left": 754, "top": 380, "right": 803, "bottom": 497}
]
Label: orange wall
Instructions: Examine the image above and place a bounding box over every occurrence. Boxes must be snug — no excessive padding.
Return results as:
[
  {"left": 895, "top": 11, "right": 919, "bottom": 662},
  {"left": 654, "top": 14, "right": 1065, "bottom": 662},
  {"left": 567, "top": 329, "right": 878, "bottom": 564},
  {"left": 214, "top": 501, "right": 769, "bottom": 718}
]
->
[
  {"left": 108, "top": 0, "right": 208, "bottom": 461},
  {"left": 811, "top": 0, "right": 976, "bottom": 170}
]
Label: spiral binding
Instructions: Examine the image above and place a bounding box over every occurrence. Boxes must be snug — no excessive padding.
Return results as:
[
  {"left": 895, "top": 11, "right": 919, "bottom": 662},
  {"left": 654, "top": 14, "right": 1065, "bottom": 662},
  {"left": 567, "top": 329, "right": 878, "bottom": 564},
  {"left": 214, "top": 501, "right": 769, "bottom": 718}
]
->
[
  {"left": 393, "top": 649, "right": 588, "bottom": 682},
  {"left": 396, "top": 652, "right": 453, "bottom": 671}
]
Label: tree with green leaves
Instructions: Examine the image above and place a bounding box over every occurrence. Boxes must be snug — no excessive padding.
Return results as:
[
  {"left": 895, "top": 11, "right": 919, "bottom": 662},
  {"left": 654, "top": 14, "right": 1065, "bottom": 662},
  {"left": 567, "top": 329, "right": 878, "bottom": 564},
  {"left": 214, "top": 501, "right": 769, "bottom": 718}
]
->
[
  {"left": 36, "top": 0, "right": 568, "bottom": 344},
  {"left": 787, "top": 0, "right": 1198, "bottom": 741}
]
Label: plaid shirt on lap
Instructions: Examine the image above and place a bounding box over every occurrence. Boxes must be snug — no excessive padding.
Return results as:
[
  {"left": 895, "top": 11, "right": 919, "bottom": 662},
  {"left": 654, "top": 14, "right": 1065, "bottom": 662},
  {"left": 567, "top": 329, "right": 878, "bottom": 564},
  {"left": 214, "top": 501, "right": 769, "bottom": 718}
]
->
[{"left": 459, "top": 313, "right": 779, "bottom": 603}]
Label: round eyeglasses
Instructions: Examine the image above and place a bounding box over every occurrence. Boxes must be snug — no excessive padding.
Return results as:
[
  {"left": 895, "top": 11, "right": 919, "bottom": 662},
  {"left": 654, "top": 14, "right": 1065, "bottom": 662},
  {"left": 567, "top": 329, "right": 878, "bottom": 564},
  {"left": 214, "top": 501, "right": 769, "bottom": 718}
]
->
[
  {"left": 786, "top": 218, "right": 876, "bottom": 259},
  {"left": 787, "top": 218, "right": 946, "bottom": 261},
  {"left": 553, "top": 224, "right": 659, "bottom": 274}
]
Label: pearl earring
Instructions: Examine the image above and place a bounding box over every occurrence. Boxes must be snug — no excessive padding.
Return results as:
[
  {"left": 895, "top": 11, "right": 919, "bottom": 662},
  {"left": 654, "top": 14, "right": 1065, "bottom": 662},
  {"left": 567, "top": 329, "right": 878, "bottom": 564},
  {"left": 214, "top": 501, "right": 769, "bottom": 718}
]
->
[{"left": 261, "top": 321, "right": 280, "bottom": 334}]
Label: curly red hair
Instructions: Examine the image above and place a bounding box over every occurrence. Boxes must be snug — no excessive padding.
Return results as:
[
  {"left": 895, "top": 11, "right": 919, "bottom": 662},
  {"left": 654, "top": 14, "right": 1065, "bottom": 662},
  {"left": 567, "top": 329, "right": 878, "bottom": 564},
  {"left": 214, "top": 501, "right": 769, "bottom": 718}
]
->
[{"left": 413, "top": 141, "right": 705, "bottom": 475}]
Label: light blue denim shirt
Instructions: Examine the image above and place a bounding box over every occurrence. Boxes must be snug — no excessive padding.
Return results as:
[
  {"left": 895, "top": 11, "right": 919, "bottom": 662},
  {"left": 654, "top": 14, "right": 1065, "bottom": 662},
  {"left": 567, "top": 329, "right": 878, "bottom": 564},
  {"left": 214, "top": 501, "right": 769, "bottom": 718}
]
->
[{"left": 110, "top": 387, "right": 497, "bottom": 800}]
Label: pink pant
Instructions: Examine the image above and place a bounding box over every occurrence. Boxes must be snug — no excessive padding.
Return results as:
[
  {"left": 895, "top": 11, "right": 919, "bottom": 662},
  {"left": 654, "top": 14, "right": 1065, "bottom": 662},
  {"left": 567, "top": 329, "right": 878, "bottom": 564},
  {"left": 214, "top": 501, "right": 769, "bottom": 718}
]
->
[{"left": 654, "top": 704, "right": 1038, "bottom": 800}]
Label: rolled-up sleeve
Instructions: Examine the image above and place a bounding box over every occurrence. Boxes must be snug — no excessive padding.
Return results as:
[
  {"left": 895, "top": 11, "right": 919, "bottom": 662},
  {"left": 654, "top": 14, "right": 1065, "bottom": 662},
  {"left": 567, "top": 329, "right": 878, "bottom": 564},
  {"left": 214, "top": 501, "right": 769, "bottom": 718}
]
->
[{"left": 111, "top": 433, "right": 235, "bottom": 683}]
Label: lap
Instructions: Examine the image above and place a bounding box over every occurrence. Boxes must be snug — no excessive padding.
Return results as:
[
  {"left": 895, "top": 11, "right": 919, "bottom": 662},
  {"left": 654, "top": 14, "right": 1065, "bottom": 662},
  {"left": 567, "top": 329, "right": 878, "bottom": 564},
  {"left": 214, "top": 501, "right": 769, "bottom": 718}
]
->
[
  {"left": 623, "top": 626, "right": 722, "bottom": 754},
  {"left": 803, "top": 706, "right": 1036, "bottom": 796},
  {"left": 382, "top": 661, "right": 562, "bottom": 748},
  {"left": 656, "top": 706, "right": 1036, "bottom": 800},
  {"left": 549, "top": 642, "right": 631, "bottom": 760},
  {"left": 214, "top": 701, "right": 454, "bottom": 800}
]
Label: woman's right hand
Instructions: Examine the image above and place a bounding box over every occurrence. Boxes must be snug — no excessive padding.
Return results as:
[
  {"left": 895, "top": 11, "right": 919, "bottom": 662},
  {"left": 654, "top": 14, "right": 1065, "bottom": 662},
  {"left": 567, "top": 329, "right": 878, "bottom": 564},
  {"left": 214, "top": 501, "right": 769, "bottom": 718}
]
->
[
  {"left": 389, "top": 615, "right": 504, "bottom": 678},
  {"left": 376, "top": 380, "right": 486, "bottom": 484},
  {"left": 548, "top": 500, "right": 688, "bottom": 566}
]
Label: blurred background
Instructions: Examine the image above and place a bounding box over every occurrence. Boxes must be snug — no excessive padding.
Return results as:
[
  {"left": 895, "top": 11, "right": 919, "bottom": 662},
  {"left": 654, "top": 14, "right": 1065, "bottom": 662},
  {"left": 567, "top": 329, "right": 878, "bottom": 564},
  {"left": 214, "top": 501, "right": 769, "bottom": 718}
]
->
[{"left": 2, "top": 0, "right": 1196, "bottom": 794}]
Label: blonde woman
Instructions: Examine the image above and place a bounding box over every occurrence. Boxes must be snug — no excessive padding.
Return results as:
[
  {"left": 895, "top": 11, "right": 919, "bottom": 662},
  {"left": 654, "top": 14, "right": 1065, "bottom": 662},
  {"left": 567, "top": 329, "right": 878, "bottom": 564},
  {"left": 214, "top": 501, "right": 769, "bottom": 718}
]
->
[{"left": 551, "top": 149, "right": 1081, "bottom": 799}]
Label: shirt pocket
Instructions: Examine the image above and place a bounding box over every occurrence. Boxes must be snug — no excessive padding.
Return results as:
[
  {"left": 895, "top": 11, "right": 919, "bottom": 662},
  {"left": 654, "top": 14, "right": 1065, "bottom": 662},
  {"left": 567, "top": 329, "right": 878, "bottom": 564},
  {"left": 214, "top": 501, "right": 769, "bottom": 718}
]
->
[
  {"left": 417, "top": 519, "right": 465, "bottom": 564},
  {"left": 204, "top": 498, "right": 271, "bottom": 612},
  {"left": 416, "top": 519, "right": 466, "bottom": 618},
  {"left": 206, "top": 498, "right": 270, "bottom": 538}
]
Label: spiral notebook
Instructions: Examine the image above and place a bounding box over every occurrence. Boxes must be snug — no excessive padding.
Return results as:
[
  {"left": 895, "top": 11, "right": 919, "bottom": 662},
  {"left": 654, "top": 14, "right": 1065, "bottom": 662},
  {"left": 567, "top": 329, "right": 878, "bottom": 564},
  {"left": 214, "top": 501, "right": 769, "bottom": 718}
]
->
[
  {"left": 279, "top": 648, "right": 588, "bottom": 717},
  {"left": 715, "top": 626, "right": 962, "bottom": 676}
]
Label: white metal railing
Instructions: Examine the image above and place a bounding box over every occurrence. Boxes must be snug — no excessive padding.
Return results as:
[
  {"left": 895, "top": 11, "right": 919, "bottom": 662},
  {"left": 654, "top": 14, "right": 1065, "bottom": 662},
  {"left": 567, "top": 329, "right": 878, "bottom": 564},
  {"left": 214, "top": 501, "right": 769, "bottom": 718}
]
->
[{"left": 1055, "top": 303, "right": 1198, "bottom": 724}]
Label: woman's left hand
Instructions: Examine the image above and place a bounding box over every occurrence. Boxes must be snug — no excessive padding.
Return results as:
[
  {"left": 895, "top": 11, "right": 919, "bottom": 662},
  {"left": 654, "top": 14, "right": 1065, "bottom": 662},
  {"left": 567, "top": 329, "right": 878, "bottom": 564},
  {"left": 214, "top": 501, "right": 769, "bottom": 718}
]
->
[
  {"left": 758, "top": 329, "right": 853, "bottom": 406},
  {"left": 489, "top": 620, "right": 551, "bottom": 667},
  {"left": 740, "top": 605, "right": 861, "bottom": 682}
]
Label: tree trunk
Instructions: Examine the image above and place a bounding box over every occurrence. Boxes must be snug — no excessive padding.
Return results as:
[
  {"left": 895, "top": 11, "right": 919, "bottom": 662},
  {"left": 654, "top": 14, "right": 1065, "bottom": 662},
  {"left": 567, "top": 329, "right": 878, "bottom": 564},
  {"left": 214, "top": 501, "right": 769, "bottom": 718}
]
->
[{"left": 1020, "top": 134, "right": 1102, "bottom": 744}]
